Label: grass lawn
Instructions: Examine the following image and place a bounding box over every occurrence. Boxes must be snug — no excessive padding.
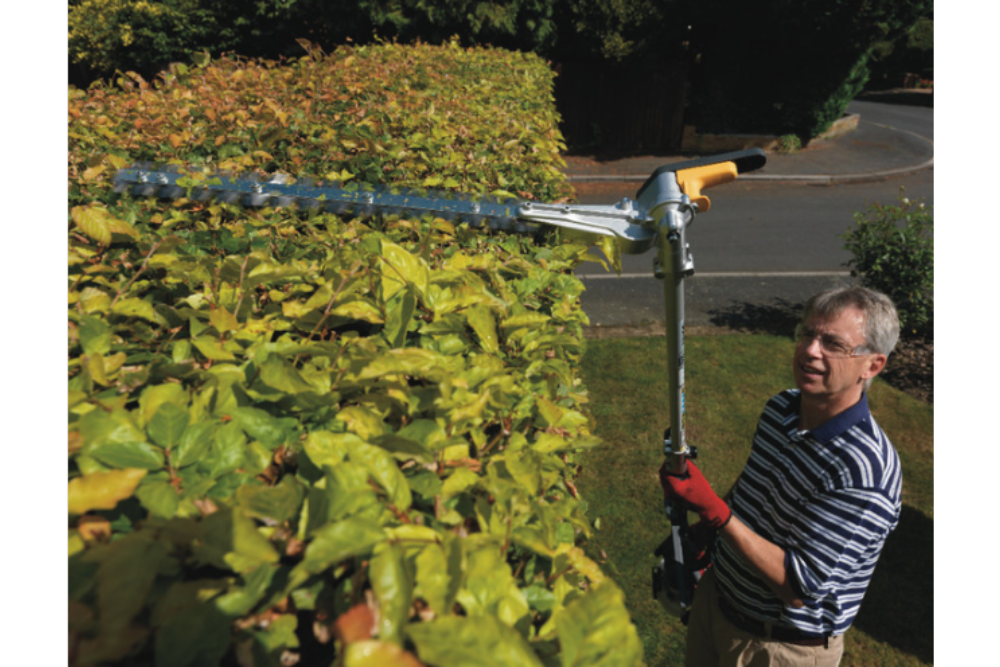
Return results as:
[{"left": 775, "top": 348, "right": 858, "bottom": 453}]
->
[{"left": 577, "top": 334, "right": 933, "bottom": 666}]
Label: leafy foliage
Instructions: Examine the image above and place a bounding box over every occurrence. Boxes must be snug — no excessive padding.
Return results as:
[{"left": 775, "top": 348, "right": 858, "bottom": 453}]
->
[
  {"left": 68, "top": 42, "right": 642, "bottom": 665},
  {"left": 68, "top": 0, "right": 232, "bottom": 84},
  {"left": 68, "top": 0, "right": 561, "bottom": 87},
  {"left": 553, "top": 0, "right": 688, "bottom": 63},
  {"left": 868, "top": 15, "right": 934, "bottom": 88},
  {"left": 687, "top": 0, "right": 932, "bottom": 139},
  {"left": 842, "top": 193, "right": 934, "bottom": 337}
]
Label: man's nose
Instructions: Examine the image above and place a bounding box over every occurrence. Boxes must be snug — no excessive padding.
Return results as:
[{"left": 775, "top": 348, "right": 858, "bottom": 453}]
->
[{"left": 803, "top": 336, "right": 824, "bottom": 357}]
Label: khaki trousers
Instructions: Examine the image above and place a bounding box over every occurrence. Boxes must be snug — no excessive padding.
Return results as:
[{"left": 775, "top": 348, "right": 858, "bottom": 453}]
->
[{"left": 684, "top": 567, "right": 844, "bottom": 667}]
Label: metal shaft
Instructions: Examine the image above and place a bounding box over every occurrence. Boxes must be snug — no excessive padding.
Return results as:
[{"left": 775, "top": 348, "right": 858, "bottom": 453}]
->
[{"left": 656, "top": 205, "right": 696, "bottom": 475}]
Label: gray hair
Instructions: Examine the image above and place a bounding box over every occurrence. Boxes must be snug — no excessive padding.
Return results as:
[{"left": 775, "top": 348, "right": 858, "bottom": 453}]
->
[{"left": 801, "top": 286, "right": 900, "bottom": 390}]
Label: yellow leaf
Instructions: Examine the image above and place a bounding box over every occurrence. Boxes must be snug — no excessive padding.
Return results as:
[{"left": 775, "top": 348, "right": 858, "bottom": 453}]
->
[
  {"left": 87, "top": 354, "right": 109, "bottom": 386},
  {"left": 106, "top": 154, "right": 128, "bottom": 170},
  {"left": 82, "top": 164, "right": 106, "bottom": 181},
  {"left": 79, "top": 287, "right": 111, "bottom": 314},
  {"left": 344, "top": 640, "right": 423, "bottom": 667},
  {"left": 209, "top": 306, "right": 240, "bottom": 334},
  {"left": 68, "top": 469, "right": 148, "bottom": 515},
  {"left": 105, "top": 216, "right": 140, "bottom": 239},
  {"left": 71, "top": 205, "right": 112, "bottom": 245}
]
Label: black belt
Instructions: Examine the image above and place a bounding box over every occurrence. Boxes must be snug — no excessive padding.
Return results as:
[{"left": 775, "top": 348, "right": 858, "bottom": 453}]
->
[{"left": 717, "top": 594, "right": 830, "bottom": 648}]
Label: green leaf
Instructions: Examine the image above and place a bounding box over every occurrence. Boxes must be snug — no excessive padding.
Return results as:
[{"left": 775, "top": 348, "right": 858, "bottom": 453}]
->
[
  {"left": 414, "top": 532, "right": 462, "bottom": 617},
  {"left": 204, "top": 422, "right": 248, "bottom": 479},
  {"left": 555, "top": 581, "right": 642, "bottom": 667},
  {"left": 173, "top": 421, "right": 216, "bottom": 469},
  {"left": 405, "top": 469, "right": 443, "bottom": 499},
  {"left": 379, "top": 241, "right": 429, "bottom": 300},
  {"left": 304, "top": 430, "right": 410, "bottom": 509},
  {"left": 236, "top": 476, "right": 304, "bottom": 524},
  {"left": 303, "top": 430, "right": 355, "bottom": 468},
  {"left": 214, "top": 563, "right": 279, "bottom": 617},
  {"left": 294, "top": 518, "right": 386, "bottom": 577},
  {"left": 441, "top": 467, "right": 479, "bottom": 498},
  {"left": 247, "top": 613, "right": 299, "bottom": 656},
  {"left": 78, "top": 315, "right": 113, "bottom": 355},
  {"left": 209, "top": 306, "right": 240, "bottom": 333},
  {"left": 258, "top": 354, "right": 316, "bottom": 394},
  {"left": 330, "top": 296, "right": 384, "bottom": 323},
  {"left": 356, "top": 348, "right": 453, "bottom": 383},
  {"left": 147, "top": 402, "right": 190, "bottom": 449},
  {"left": 464, "top": 305, "right": 499, "bottom": 353},
  {"left": 193, "top": 507, "right": 280, "bottom": 574},
  {"left": 90, "top": 439, "right": 166, "bottom": 471},
  {"left": 346, "top": 439, "right": 413, "bottom": 511},
  {"left": 139, "top": 383, "right": 189, "bottom": 427},
  {"left": 230, "top": 406, "right": 294, "bottom": 449},
  {"left": 135, "top": 479, "right": 180, "bottom": 519},
  {"left": 112, "top": 298, "right": 168, "bottom": 325},
  {"left": 384, "top": 284, "right": 417, "bottom": 348},
  {"left": 80, "top": 406, "right": 146, "bottom": 449},
  {"left": 324, "top": 461, "right": 381, "bottom": 523},
  {"left": 369, "top": 542, "right": 412, "bottom": 646},
  {"left": 192, "top": 335, "right": 238, "bottom": 362},
  {"left": 407, "top": 615, "right": 544, "bottom": 667},
  {"left": 455, "top": 537, "right": 530, "bottom": 627}
]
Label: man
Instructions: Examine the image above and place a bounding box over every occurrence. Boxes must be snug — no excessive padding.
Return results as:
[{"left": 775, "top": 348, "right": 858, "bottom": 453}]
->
[{"left": 660, "top": 285, "right": 902, "bottom": 666}]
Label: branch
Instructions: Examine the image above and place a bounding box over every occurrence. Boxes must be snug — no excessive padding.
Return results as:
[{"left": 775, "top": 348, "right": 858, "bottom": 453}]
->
[{"left": 110, "top": 240, "right": 162, "bottom": 308}]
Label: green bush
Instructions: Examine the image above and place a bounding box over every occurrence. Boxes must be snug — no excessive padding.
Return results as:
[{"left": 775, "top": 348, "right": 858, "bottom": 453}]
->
[
  {"left": 68, "top": 0, "right": 229, "bottom": 84},
  {"left": 842, "top": 193, "right": 933, "bottom": 337},
  {"left": 68, "top": 43, "right": 644, "bottom": 665},
  {"left": 69, "top": 0, "right": 561, "bottom": 87}
]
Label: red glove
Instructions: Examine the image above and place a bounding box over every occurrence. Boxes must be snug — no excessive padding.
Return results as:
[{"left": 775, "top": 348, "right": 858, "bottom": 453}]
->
[{"left": 659, "top": 460, "right": 732, "bottom": 529}]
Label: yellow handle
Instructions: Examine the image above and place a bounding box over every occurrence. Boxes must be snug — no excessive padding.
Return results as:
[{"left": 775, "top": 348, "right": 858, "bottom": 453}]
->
[{"left": 675, "top": 161, "right": 739, "bottom": 212}]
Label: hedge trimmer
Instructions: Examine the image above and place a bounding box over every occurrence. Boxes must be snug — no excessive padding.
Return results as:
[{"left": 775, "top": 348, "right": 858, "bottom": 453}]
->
[{"left": 114, "top": 146, "right": 766, "bottom": 621}]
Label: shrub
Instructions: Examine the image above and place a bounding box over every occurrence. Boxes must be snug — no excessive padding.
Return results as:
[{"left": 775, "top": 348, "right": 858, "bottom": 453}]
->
[
  {"left": 68, "top": 0, "right": 561, "bottom": 88},
  {"left": 68, "top": 0, "right": 229, "bottom": 83},
  {"left": 68, "top": 43, "right": 643, "bottom": 665},
  {"left": 842, "top": 193, "right": 933, "bottom": 337}
]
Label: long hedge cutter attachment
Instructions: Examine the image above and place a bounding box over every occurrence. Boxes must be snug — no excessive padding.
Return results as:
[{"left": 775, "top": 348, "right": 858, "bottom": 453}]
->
[{"left": 114, "top": 147, "right": 766, "bottom": 621}]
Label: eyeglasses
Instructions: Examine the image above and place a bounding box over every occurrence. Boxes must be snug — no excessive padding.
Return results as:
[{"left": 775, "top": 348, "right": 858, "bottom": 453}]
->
[{"left": 794, "top": 324, "right": 869, "bottom": 359}]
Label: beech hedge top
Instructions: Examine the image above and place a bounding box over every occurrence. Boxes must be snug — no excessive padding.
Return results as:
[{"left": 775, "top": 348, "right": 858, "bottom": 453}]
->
[{"left": 68, "top": 41, "right": 643, "bottom": 666}]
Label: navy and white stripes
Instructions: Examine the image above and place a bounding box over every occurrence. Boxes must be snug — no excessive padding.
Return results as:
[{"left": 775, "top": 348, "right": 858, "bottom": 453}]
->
[{"left": 715, "top": 389, "right": 902, "bottom": 636}]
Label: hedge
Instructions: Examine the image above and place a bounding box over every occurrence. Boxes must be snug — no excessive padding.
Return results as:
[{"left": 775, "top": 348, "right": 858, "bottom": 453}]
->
[{"left": 68, "top": 41, "right": 644, "bottom": 666}]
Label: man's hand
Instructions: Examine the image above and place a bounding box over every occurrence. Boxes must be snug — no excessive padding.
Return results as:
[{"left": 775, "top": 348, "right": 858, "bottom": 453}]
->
[{"left": 658, "top": 460, "right": 732, "bottom": 529}]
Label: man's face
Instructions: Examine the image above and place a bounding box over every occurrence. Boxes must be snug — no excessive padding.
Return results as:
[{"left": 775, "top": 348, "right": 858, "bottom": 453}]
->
[{"left": 793, "top": 306, "right": 886, "bottom": 404}]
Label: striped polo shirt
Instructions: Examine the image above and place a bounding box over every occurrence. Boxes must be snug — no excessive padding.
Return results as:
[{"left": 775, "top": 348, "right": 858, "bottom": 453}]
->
[{"left": 715, "top": 389, "right": 902, "bottom": 636}]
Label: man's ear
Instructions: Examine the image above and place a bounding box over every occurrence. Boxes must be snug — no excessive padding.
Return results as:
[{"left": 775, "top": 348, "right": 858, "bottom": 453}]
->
[{"left": 862, "top": 354, "right": 888, "bottom": 381}]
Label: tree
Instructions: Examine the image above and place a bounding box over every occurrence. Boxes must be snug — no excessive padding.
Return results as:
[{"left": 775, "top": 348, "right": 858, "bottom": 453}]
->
[{"left": 685, "top": 0, "right": 932, "bottom": 139}]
